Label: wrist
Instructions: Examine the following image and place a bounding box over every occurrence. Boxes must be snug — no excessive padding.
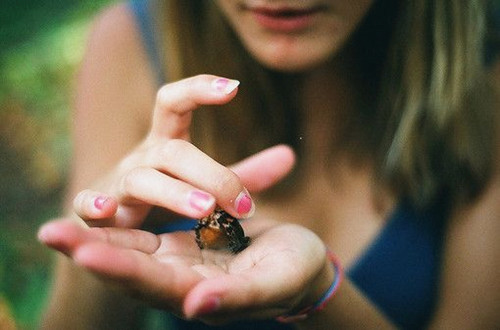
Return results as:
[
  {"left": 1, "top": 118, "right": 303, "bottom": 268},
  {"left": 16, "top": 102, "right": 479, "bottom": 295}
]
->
[
  {"left": 304, "top": 247, "right": 336, "bottom": 306},
  {"left": 277, "top": 248, "right": 343, "bottom": 323}
]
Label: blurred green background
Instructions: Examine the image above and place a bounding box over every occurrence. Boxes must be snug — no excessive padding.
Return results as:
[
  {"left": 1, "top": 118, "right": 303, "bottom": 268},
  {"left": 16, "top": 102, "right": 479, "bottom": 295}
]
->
[{"left": 0, "top": 1, "right": 116, "bottom": 328}]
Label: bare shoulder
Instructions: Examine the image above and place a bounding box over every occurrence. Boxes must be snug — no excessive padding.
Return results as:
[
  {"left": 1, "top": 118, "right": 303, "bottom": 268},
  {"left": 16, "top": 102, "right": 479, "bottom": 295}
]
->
[
  {"left": 429, "top": 59, "right": 500, "bottom": 326},
  {"left": 432, "top": 167, "right": 500, "bottom": 327},
  {"left": 87, "top": 3, "right": 142, "bottom": 57},
  {"left": 69, "top": 2, "right": 159, "bottom": 190},
  {"left": 78, "top": 2, "right": 157, "bottom": 121}
]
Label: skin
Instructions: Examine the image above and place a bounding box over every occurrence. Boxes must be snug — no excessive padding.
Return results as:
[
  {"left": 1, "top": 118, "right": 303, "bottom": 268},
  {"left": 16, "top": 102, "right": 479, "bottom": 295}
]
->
[
  {"left": 214, "top": 0, "right": 374, "bottom": 71},
  {"left": 39, "top": 0, "right": 500, "bottom": 329}
]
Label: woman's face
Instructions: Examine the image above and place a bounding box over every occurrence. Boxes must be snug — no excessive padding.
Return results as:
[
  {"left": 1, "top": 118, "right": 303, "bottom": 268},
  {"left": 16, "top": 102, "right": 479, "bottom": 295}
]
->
[{"left": 215, "top": 0, "right": 375, "bottom": 72}]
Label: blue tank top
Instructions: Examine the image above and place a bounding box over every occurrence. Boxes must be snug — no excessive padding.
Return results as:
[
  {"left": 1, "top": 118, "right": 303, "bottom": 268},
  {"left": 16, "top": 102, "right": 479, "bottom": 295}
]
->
[{"left": 127, "top": 1, "right": 449, "bottom": 328}]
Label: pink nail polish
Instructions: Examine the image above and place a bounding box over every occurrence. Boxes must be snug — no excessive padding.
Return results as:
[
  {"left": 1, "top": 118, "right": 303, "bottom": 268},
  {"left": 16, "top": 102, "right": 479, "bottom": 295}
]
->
[
  {"left": 195, "top": 296, "right": 220, "bottom": 316},
  {"left": 212, "top": 78, "right": 240, "bottom": 95},
  {"left": 235, "top": 191, "right": 255, "bottom": 217},
  {"left": 94, "top": 196, "right": 108, "bottom": 210},
  {"left": 189, "top": 191, "right": 215, "bottom": 212}
]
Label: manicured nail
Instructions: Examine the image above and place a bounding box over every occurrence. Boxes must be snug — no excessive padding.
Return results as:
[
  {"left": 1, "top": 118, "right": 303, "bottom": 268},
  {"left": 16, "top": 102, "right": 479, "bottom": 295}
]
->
[
  {"left": 235, "top": 190, "right": 255, "bottom": 218},
  {"left": 94, "top": 196, "right": 108, "bottom": 210},
  {"left": 189, "top": 190, "right": 215, "bottom": 212},
  {"left": 212, "top": 78, "right": 240, "bottom": 95},
  {"left": 195, "top": 296, "right": 221, "bottom": 316}
]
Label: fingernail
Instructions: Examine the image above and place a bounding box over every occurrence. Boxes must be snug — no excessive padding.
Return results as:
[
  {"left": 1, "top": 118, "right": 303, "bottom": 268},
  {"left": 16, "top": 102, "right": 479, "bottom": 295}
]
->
[
  {"left": 37, "top": 225, "right": 49, "bottom": 243},
  {"left": 94, "top": 196, "right": 108, "bottom": 210},
  {"left": 195, "top": 296, "right": 221, "bottom": 316},
  {"left": 189, "top": 190, "right": 215, "bottom": 212},
  {"left": 37, "top": 221, "right": 58, "bottom": 243},
  {"left": 212, "top": 78, "right": 240, "bottom": 95},
  {"left": 235, "top": 190, "right": 255, "bottom": 218}
]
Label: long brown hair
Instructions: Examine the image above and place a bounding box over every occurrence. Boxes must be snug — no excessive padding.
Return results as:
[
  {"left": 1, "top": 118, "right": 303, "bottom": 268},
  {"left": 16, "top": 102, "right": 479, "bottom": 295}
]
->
[
  {"left": 159, "top": 0, "right": 498, "bottom": 208},
  {"left": 378, "top": 0, "right": 497, "bottom": 207},
  {"left": 161, "top": 0, "right": 301, "bottom": 164}
]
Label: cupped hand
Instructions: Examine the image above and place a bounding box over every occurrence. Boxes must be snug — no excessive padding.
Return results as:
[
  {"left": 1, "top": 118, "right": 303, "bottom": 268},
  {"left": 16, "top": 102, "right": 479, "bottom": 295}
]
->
[
  {"left": 38, "top": 217, "right": 330, "bottom": 324},
  {"left": 72, "top": 75, "right": 295, "bottom": 229}
]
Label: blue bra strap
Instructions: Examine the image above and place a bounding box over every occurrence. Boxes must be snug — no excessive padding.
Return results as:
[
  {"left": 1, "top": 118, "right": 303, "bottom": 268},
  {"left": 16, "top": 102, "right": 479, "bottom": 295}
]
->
[{"left": 128, "top": 0, "right": 166, "bottom": 85}]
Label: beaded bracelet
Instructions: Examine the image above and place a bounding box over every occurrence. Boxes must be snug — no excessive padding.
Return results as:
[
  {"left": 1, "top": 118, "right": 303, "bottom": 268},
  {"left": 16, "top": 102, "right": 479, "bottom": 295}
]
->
[{"left": 276, "top": 249, "right": 344, "bottom": 323}]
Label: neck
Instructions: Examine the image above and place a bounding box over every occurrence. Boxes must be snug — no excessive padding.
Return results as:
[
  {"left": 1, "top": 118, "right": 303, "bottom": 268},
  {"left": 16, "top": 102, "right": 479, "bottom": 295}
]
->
[{"left": 297, "top": 53, "right": 362, "bottom": 160}]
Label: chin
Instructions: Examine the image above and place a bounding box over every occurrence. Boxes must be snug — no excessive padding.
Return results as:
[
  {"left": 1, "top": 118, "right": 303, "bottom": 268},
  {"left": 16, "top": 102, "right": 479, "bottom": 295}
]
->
[
  {"left": 260, "top": 55, "right": 330, "bottom": 72},
  {"left": 250, "top": 48, "right": 335, "bottom": 73},
  {"left": 243, "top": 36, "right": 342, "bottom": 73}
]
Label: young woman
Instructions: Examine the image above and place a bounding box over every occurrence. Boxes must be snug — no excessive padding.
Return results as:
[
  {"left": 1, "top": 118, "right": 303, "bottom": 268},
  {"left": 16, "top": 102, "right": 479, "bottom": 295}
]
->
[{"left": 38, "top": 0, "right": 500, "bottom": 329}]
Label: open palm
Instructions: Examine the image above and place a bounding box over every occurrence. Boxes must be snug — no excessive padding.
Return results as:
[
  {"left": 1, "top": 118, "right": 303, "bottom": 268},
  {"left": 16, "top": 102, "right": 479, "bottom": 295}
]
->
[{"left": 38, "top": 217, "right": 326, "bottom": 324}]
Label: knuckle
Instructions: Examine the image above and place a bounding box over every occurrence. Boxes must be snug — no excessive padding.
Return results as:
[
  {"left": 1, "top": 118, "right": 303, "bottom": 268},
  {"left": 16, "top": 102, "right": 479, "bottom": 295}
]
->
[
  {"left": 187, "top": 74, "right": 211, "bottom": 86},
  {"left": 213, "top": 170, "right": 241, "bottom": 193},
  {"left": 155, "top": 84, "right": 172, "bottom": 106},
  {"left": 159, "top": 139, "right": 191, "bottom": 163},
  {"left": 121, "top": 167, "right": 144, "bottom": 196},
  {"left": 191, "top": 74, "right": 219, "bottom": 94},
  {"left": 116, "top": 154, "right": 136, "bottom": 174},
  {"left": 156, "top": 75, "right": 207, "bottom": 106},
  {"left": 116, "top": 144, "right": 149, "bottom": 173},
  {"left": 176, "top": 74, "right": 214, "bottom": 99}
]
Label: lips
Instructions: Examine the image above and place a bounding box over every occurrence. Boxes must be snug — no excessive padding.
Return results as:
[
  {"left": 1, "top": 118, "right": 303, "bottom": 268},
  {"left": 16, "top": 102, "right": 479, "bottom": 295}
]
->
[
  {"left": 247, "top": 5, "right": 325, "bottom": 32},
  {"left": 253, "top": 7, "right": 322, "bottom": 17}
]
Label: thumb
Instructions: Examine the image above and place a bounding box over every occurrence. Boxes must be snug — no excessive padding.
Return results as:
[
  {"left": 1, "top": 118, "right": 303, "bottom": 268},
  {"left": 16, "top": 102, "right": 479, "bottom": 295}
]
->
[{"left": 230, "top": 145, "right": 296, "bottom": 193}]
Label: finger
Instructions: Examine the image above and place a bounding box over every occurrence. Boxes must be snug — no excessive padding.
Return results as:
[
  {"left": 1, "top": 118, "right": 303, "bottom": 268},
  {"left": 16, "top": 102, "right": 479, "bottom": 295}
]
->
[
  {"left": 88, "top": 227, "right": 161, "bottom": 254},
  {"left": 38, "top": 219, "right": 160, "bottom": 255},
  {"left": 141, "top": 139, "right": 254, "bottom": 218},
  {"left": 73, "top": 189, "right": 119, "bottom": 222},
  {"left": 231, "top": 144, "right": 296, "bottom": 193},
  {"left": 184, "top": 225, "right": 329, "bottom": 323},
  {"left": 37, "top": 219, "right": 90, "bottom": 256},
  {"left": 118, "top": 166, "right": 216, "bottom": 219},
  {"left": 183, "top": 254, "right": 307, "bottom": 320},
  {"left": 150, "top": 75, "right": 240, "bottom": 140},
  {"left": 73, "top": 241, "right": 204, "bottom": 311}
]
